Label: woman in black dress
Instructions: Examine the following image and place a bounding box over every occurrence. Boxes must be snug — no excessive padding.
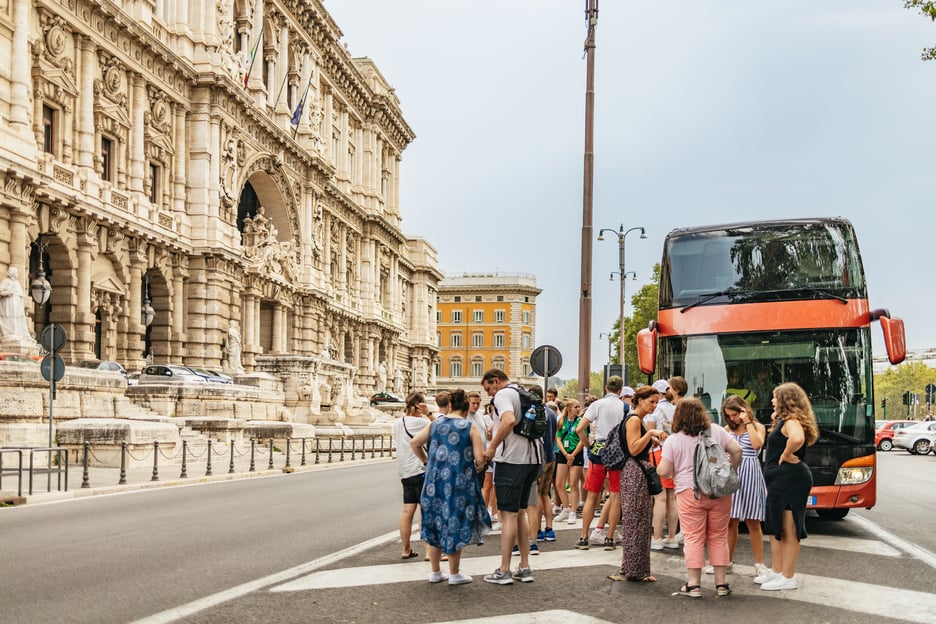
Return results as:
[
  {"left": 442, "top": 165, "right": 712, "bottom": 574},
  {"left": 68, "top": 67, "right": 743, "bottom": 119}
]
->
[{"left": 756, "top": 382, "right": 818, "bottom": 591}]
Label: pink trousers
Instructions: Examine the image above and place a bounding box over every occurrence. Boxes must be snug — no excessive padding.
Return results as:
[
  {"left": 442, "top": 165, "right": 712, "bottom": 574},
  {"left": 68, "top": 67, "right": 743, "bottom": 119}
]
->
[{"left": 676, "top": 489, "right": 732, "bottom": 569}]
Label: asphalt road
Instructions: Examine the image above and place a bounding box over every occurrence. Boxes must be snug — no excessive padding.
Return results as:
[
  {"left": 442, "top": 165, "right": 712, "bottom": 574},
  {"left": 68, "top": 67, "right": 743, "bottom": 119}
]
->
[{"left": 1, "top": 452, "right": 935, "bottom": 624}]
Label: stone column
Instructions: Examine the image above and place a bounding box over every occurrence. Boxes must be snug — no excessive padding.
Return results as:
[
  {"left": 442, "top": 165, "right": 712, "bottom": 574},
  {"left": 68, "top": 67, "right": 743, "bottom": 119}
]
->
[
  {"left": 8, "top": 0, "right": 30, "bottom": 129},
  {"left": 8, "top": 209, "right": 28, "bottom": 284},
  {"left": 126, "top": 258, "right": 144, "bottom": 367},
  {"left": 174, "top": 106, "right": 187, "bottom": 217},
  {"left": 77, "top": 37, "right": 97, "bottom": 168},
  {"left": 243, "top": 292, "right": 256, "bottom": 362},
  {"left": 130, "top": 74, "right": 146, "bottom": 193},
  {"left": 171, "top": 271, "right": 185, "bottom": 359},
  {"left": 75, "top": 233, "right": 95, "bottom": 358},
  {"left": 272, "top": 302, "right": 284, "bottom": 353}
]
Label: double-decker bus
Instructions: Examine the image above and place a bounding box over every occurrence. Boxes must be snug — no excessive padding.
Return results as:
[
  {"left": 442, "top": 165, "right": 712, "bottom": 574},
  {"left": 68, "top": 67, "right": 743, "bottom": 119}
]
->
[{"left": 637, "top": 218, "right": 906, "bottom": 520}]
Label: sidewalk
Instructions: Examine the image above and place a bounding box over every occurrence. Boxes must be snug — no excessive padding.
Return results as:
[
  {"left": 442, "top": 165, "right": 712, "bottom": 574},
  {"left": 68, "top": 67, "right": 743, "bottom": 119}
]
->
[{"left": 1, "top": 440, "right": 397, "bottom": 505}]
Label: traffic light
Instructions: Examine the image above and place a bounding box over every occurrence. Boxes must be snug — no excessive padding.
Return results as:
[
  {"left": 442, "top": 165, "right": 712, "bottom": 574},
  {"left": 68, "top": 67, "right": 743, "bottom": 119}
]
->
[{"left": 881, "top": 397, "right": 887, "bottom": 408}]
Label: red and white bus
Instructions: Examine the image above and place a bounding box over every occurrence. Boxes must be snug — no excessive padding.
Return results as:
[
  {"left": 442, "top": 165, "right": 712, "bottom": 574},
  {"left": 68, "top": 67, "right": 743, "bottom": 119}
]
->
[{"left": 637, "top": 218, "right": 906, "bottom": 520}]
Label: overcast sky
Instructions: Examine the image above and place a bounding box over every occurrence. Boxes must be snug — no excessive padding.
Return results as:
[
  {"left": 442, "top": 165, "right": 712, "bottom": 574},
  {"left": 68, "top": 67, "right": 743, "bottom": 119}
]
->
[{"left": 327, "top": 1, "right": 936, "bottom": 380}]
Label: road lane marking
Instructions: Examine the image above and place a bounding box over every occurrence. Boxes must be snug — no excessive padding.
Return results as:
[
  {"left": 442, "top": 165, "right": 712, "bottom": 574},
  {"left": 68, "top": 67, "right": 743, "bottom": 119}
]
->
[
  {"left": 762, "top": 532, "right": 901, "bottom": 557},
  {"left": 434, "top": 610, "right": 614, "bottom": 624},
  {"left": 127, "top": 530, "right": 399, "bottom": 624},
  {"left": 848, "top": 513, "right": 936, "bottom": 570}
]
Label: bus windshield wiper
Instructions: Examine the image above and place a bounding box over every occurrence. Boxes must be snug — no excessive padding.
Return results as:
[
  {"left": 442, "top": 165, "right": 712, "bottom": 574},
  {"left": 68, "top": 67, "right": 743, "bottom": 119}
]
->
[
  {"left": 818, "top": 427, "right": 861, "bottom": 444},
  {"left": 680, "top": 289, "right": 739, "bottom": 314},
  {"left": 790, "top": 287, "right": 849, "bottom": 304}
]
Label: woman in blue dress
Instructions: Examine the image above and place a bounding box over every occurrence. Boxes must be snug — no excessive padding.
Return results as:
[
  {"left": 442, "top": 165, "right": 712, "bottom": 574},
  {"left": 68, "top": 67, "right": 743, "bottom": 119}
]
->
[
  {"left": 720, "top": 395, "right": 768, "bottom": 577},
  {"left": 411, "top": 389, "right": 491, "bottom": 585}
]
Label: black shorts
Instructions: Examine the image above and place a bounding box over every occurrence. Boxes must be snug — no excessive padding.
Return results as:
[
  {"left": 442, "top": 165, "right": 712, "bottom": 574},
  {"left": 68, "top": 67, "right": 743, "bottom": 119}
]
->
[
  {"left": 493, "top": 462, "right": 540, "bottom": 513},
  {"left": 555, "top": 452, "right": 585, "bottom": 467},
  {"left": 401, "top": 473, "right": 425, "bottom": 505}
]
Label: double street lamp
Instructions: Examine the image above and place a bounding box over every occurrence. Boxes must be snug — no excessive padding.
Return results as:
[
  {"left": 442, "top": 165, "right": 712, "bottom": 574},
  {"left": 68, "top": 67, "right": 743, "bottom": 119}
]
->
[{"left": 597, "top": 225, "right": 646, "bottom": 369}]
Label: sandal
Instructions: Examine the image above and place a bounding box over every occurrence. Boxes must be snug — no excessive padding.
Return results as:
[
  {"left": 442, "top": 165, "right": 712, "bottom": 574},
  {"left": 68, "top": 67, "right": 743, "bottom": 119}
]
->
[
  {"left": 675, "top": 584, "right": 701, "bottom": 598},
  {"left": 716, "top": 583, "right": 731, "bottom": 597},
  {"left": 401, "top": 550, "right": 419, "bottom": 560},
  {"left": 626, "top": 575, "right": 657, "bottom": 583}
]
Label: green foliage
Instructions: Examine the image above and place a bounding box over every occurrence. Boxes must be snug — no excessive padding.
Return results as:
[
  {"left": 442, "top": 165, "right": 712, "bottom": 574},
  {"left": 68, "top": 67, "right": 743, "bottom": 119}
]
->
[
  {"left": 906, "top": 1, "right": 936, "bottom": 60},
  {"left": 606, "top": 264, "right": 660, "bottom": 387},
  {"left": 560, "top": 370, "right": 605, "bottom": 400},
  {"left": 873, "top": 360, "right": 936, "bottom": 419}
]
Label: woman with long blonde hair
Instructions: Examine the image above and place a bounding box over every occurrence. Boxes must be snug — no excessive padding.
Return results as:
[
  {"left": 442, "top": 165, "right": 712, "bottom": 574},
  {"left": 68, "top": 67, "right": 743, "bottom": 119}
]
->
[
  {"left": 553, "top": 399, "right": 584, "bottom": 524},
  {"left": 756, "top": 382, "right": 818, "bottom": 591}
]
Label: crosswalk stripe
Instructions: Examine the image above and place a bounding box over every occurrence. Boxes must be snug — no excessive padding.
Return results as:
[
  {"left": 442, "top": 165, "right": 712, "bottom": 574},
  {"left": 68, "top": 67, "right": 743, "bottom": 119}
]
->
[{"left": 434, "top": 610, "right": 614, "bottom": 624}]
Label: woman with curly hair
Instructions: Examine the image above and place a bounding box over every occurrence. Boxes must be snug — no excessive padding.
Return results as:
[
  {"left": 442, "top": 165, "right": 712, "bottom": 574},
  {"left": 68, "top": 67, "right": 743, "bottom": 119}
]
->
[{"left": 755, "top": 382, "right": 818, "bottom": 591}]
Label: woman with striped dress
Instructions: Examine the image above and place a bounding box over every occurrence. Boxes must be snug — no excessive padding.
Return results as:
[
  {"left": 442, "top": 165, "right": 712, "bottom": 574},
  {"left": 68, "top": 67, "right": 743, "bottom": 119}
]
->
[{"left": 722, "top": 395, "right": 768, "bottom": 578}]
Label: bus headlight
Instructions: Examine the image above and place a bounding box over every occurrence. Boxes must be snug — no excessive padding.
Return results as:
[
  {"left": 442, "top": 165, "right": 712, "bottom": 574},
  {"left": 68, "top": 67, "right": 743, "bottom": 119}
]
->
[{"left": 834, "top": 454, "right": 874, "bottom": 486}]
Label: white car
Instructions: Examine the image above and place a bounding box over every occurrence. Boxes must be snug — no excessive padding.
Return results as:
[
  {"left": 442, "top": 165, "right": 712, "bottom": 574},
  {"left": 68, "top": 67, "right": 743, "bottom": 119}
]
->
[{"left": 892, "top": 421, "right": 936, "bottom": 455}]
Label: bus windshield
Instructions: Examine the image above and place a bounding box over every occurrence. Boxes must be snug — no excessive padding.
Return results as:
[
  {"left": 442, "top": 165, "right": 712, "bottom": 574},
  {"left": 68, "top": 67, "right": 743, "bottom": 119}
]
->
[
  {"left": 661, "top": 220, "right": 866, "bottom": 308},
  {"left": 657, "top": 327, "right": 874, "bottom": 445}
]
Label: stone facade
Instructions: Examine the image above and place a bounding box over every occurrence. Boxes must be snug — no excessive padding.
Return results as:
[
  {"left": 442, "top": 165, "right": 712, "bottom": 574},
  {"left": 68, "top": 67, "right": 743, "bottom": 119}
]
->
[{"left": 0, "top": 0, "right": 439, "bottom": 440}]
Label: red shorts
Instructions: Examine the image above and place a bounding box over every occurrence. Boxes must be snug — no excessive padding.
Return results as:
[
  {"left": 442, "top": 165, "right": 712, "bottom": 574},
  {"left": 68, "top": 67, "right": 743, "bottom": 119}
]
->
[{"left": 584, "top": 462, "right": 620, "bottom": 493}]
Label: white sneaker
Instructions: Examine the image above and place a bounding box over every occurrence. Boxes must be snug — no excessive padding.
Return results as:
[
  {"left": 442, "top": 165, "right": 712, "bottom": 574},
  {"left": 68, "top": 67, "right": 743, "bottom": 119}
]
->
[
  {"left": 589, "top": 527, "right": 607, "bottom": 544},
  {"left": 761, "top": 574, "right": 798, "bottom": 591},
  {"left": 428, "top": 571, "right": 449, "bottom": 583},
  {"left": 448, "top": 572, "right": 473, "bottom": 586},
  {"left": 754, "top": 568, "right": 781, "bottom": 585},
  {"left": 552, "top": 505, "right": 562, "bottom": 515},
  {"left": 554, "top": 508, "right": 570, "bottom": 522},
  {"left": 704, "top": 563, "right": 732, "bottom": 574},
  {"left": 650, "top": 538, "right": 665, "bottom": 551},
  {"left": 614, "top": 528, "right": 623, "bottom": 543},
  {"left": 567, "top": 510, "right": 578, "bottom": 525},
  {"left": 662, "top": 537, "right": 680, "bottom": 549},
  {"left": 753, "top": 563, "right": 770, "bottom": 578},
  {"left": 675, "top": 531, "right": 684, "bottom": 543}
]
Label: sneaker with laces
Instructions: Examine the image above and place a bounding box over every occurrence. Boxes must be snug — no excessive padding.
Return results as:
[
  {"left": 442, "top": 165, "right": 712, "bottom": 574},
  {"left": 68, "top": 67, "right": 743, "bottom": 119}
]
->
[
  {"left": 428, "top": 571, "right": 449, "bottom": 583},
  {"left": 662, "top": 537, "right": 680, "bottom": 549},
  {"left": 552, "top": 505, "right": 562, "bottom": 515},
  {"left": 567, "top": 511, "right": 578, "bottom": 525},
  {"left": 536, "top": 530, "right": 546, "bottom": 542},
  {"left": 544, "top": 528, "right": 556, "bottom": 541},
  {"left": 448, "top": 573, "right": 473, "bottom": 586},
  {"left": 512, "top": 544, "right": 520, "bottom": 556},
  {"left": 553, "top": 509, "right": 570, "bottom": 522},
  {"left": 515, "top": 567, "right": 535, "bottom": 583},
  {"left": 483, "top": 568, "right": 514, "bottom": 585},
  {"left": 589, "top": 527, "right": 607, "bottom": 544},
  {"left": 704, "top": 563, "right": 732, "bottom": 574},
  {"left": 603, "top": 537, "right": 616, "bottom": 551},
  {"left": 650, "top": 538, "right": 665, "bottom": 551},
  {"left": 753, "top": 563, "right": 770, "bottom": 578},
  {"left": 529, "top": 543, "right": 540, "bottom": 555},
  {"left": 760, "top": 574, "right": 798, "bottom": 591},
  {"left": 754, "top": 568, "right": 780, "bottom": 585},
  {"left": 614, "top": 528, "right": 623, "bottom": 543},
  {"left": 575, "top": 537, "right": 590, "bottom": 550}
]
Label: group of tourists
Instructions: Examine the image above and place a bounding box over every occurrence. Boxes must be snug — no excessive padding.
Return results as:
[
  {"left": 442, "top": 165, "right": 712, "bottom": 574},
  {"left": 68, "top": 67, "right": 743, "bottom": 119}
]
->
[{"left": 392, "top": 366, "right": 819, "bottom": 597}]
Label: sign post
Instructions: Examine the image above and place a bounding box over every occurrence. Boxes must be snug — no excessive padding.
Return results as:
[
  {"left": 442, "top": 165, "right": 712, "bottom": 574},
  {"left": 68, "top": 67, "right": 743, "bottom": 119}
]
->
[
  {"left": 40, "top": 324, "right": 67, "bottom": 450},
  {"left": 530, "top": 345, "right": 562, "bottom": 398}
]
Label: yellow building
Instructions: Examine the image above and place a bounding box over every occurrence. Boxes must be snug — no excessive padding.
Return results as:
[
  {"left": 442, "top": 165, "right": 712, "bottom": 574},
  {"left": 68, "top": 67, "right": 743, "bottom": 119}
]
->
[{"left": 435, "top": 272, "right": 541, "bottom": 390}]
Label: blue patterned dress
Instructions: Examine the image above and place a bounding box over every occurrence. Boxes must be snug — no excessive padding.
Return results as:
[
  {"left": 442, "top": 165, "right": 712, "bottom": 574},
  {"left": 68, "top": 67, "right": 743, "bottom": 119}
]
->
[
  {"left": 729, "top": 431, "right": 767, "bottom": 521},
  {"left": 420, "top": 417, "right": 492, "bottom": 554}
]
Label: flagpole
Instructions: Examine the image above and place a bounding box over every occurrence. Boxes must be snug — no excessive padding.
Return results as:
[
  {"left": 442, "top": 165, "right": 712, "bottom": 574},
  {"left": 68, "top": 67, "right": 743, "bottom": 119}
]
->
[
  {"left": 291, "top": 73, "right": 315, "bottom": 139},
  {"left": 243, "top": 30, "right": 263, "bottom": 89}
]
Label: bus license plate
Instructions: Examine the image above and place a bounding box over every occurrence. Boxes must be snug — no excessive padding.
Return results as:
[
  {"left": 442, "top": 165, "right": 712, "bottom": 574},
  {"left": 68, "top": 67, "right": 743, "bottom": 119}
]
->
[{"left": 808, "top": 496, "right": 817, "bottom": 506}]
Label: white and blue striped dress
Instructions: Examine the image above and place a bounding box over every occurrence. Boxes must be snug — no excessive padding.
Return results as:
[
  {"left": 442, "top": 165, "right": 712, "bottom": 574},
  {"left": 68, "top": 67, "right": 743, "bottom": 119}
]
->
[{"left": 729, "top": 431, "right": 767, "bottom": 521}]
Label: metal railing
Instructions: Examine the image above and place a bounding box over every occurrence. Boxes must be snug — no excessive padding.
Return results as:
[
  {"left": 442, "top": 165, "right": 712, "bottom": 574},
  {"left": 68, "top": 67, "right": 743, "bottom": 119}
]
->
[{"left": 0, "top": 446, "right": 70, "bottom": 496}]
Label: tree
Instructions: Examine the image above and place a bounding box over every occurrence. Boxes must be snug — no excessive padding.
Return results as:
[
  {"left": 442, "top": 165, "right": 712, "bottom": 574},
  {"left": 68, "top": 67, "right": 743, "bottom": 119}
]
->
[
  {"left": 606, "top": 264, "right": 660, "bottom": 387},
  {"left": 560, "top": 370, "right": 605, "bottom": 400},
  {"left": 874, "top": 360, "right": 936, "bottom": 419},
  {"left": 906, "top": 1, "right": 936, "bottom": 60}
]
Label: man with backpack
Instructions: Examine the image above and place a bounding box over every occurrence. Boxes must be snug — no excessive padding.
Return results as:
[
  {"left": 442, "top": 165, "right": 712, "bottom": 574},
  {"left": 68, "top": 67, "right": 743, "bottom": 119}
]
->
[{"left": 481, "top": 368, "right": 544, "bottom": 585}]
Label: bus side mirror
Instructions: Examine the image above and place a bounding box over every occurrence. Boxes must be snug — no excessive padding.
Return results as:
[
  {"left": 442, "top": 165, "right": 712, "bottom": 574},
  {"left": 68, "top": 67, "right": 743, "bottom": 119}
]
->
[
  {"left": 637, "top": 326, "right": 657, "bottom": 374},
  {"left": 870, "top": 308, "right": 906, "bottom": 365}
]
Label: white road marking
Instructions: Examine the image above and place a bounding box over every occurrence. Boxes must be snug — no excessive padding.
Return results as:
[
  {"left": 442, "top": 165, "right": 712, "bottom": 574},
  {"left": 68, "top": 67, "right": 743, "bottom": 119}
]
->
[
  {"left": 848, "top": 513, "right": 936, "bottom": 570},
  {"left": 127, "top": 530, "right": 400, "bottom": 624},
  {"left": 762, "top": 532, "right": 902, "bottom": 557},
  {"left": 781, "top": 574, "right": 936, "bottom": 624},
  {"left": 434, "top": 610, "right": 614, "bottom": 624}
]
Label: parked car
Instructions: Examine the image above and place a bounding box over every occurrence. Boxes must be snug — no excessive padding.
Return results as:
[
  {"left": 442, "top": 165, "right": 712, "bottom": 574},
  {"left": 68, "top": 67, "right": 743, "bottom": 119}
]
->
[
  {"left": 0, "top": 352, "right": 40, "bottom": 363},
  {"left": 875, "top": 420, "right": 918, "bottom": 451},
  {"left": 370, "top": 392, "right": 405, "bottom": 406},
  {"left": 892, "top": 421, "right": 936, "bottom": 455},
  {"left": 138, "top": 364, "right": 206, "bottom": 383},
  {"left": 127, "top": 372, "right": 140, "bottom": 386},
  {"left": 188, "top": 367, "right": 234, "bottom": 384},
  {"left": 74, "top": 359, "right": 128, "bottom": 379}
]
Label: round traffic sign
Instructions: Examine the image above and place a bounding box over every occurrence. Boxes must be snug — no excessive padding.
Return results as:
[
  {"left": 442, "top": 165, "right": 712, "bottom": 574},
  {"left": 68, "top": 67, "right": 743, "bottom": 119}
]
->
[
  {"left": 530, "top": 345, "right": 562, "bottom": 377},
  {"left": 40, "top": 355, "right": 65, "bottom": 382},
  {"left": 40, "top": 324, "right": 67, "bottom": 352}
]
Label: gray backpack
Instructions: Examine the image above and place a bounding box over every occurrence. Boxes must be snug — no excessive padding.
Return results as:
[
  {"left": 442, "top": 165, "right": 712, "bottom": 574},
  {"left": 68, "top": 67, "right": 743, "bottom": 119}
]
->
[{"left": 693, "top": 427, "right": 739, "bottom": 499}]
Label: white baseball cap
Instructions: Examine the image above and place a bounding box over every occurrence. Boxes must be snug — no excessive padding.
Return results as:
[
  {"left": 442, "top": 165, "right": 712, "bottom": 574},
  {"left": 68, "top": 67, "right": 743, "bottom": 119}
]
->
[
  {"left": 620, "top": 386, "right": 635, "bottom": 398},
  {"left": 652, "top": 379, "right": 670, "bottom": 393}
]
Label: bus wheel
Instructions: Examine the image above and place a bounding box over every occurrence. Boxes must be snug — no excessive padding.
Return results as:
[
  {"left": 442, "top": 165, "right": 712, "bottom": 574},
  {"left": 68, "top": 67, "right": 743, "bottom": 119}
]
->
[
  {"left": 878, "top": 439, "right": 893, "bottom": 452},
  {"left": 816, "top": 509, "right": 849, "bottom": 521}
]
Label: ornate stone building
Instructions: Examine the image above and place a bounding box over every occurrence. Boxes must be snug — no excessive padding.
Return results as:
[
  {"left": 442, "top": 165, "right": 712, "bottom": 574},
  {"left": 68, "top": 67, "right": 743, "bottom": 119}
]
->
[{"left": 0, "top": 0, "right": 439, "bottom": 426}]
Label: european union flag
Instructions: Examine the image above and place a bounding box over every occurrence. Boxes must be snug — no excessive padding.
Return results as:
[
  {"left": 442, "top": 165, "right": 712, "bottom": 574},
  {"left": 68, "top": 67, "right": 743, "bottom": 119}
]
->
[{"left": 290, "top": 99, "right": 304, "bottom": 126}]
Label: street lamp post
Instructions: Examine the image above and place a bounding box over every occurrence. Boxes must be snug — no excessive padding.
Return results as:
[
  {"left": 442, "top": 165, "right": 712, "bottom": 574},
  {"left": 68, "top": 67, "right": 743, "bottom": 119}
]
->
[
  {"left": 598, "top": 332, "right": 612, "bottom": 363},
  {"left": 598, "top": 225, "right": 646, "bottom": 370}
]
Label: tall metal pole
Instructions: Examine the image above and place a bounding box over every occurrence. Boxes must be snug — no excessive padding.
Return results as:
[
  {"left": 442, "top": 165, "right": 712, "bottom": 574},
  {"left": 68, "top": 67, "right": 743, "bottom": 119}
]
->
[
  {"left": 617, "top": 253, "right": 625, "bottom": 367},
  {"left": 577, "top": 0, "right": 598, "bottom": 404}
]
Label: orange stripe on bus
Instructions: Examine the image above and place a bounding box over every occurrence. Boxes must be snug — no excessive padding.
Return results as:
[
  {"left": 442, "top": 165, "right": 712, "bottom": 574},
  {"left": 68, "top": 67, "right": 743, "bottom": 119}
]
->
[{"left": 657, "top": 300, "right": 871, "bottom": 336}]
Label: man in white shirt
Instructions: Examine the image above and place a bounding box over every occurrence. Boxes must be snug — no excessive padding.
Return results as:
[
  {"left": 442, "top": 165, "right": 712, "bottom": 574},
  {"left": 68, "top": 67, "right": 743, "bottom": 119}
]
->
[
  {"left": 481, "top": 368, "right": 543, "bottom": 585},
  {"left": 392, "top": 392, "right": 431, "bottom": 559},
  {"left": 574, "top": 376, "right": 628, "bottom": 550}
]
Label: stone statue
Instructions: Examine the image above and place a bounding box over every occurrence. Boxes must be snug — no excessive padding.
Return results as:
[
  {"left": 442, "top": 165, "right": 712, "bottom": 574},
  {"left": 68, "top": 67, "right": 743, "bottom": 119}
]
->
[
  {"left": 376, "top": 361, "right": 388, "bottom": 393},
  {"left": 393, "top": 368, "right": 404, "bottom": 395},
  {"left": 0, "top": 267, "right": 34, "bottom": 343},
  {"left": 226, "top": 320, "right": 244, "bottom": 373}
]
